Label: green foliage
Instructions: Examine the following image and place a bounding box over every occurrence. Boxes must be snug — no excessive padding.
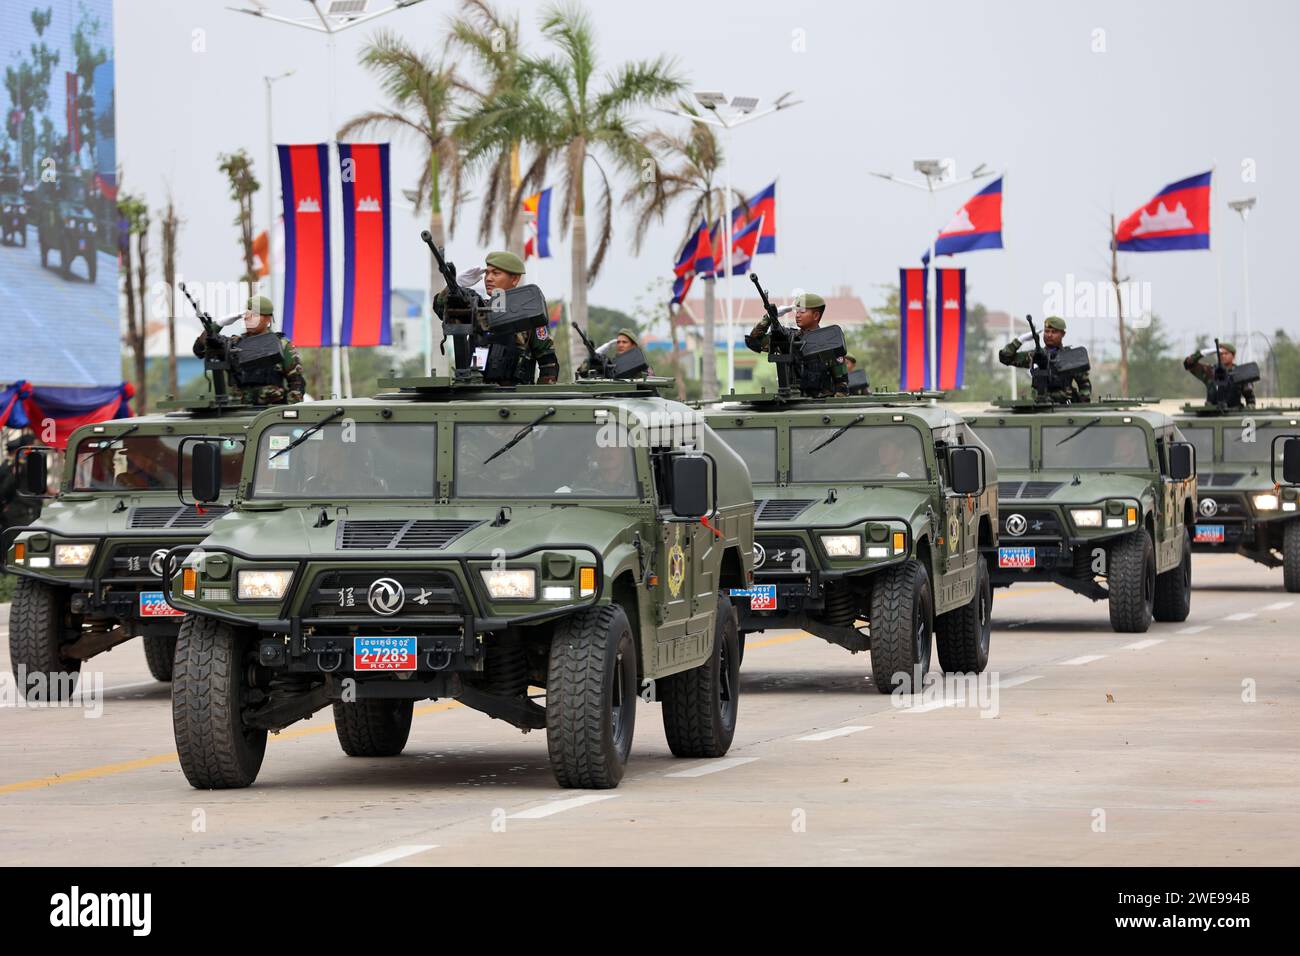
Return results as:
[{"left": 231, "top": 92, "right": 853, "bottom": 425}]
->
[{"left": 0, "top": 571, "right": 15, "bottom": 604}]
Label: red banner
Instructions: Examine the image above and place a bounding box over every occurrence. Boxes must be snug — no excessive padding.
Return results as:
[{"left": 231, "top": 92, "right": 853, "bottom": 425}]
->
[
  {"left": 899, "top": 268, "right": 929, "bottom": 390},
  {"left": 278, "top": 144, "right": 333, "bottom": 347},
  {"left": 338, "top": 143, "right": 391, "bottom": 347},
  {"left": 935, "top": 269, "right": 966, "bottom": 391}
]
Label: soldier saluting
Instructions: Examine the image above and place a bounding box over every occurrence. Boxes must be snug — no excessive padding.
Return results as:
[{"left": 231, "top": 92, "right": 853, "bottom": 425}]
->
[
  {"left": 745, "top": 290, "right": 848, "bottom": 397},
  {"left": 192, "top": 294, "right": 305, "bottom": 405},
  {"left": 999, "top": 315, "right": 1091, "bottom": 403},
  {"left": 1184, "top": 341, "right": 1256, "bottom": 408}
]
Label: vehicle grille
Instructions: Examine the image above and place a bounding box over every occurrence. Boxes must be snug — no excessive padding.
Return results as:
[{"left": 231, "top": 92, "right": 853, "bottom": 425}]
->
[
  {"left": 336, "top": 519, "right": 483, "bottom": 550},
  {"left": 754, "top": 499, "right": 814, "bottom": 522},
  {"left": 998, "top": 481, "right": 1064, "bottom": 499},
  {"left": 1196, "top": 494, "right": 1248, "bottom": 519},
  {"left": 999, "top": 509, "right": 1063, "bottom": 538},
  {"left": 104, "top": 543, "right": 176, "bottom": 581},
  {"left": 127, "top": 505, "right": 229, "bottom": 529},
  {"left": 307, "top": 568, "right": 467, "bottom": 621},
  {"left": 754, "top": 536, "right": 810, "bottom": 572},
  {"left": 1199, "top": 473, "right": 1243, "bottom": 488}
]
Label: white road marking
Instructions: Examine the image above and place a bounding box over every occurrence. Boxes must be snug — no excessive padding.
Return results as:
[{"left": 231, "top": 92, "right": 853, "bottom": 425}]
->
[
  {"left": 900, "top": 699, "right": 958, "bottom": 714},
  {"left": 1123, "top": 639, "right": 1164, "bottom": 651},
  {"left": 996, "top": 675, "right": 1043, "bottom": 688},
  {"left": 1057, "top": 655, "right": 1107, "bottom": 666},
  {"left": 1178, "top": 625, "right": 1211, "bottom": 635},
  {"left": 666, "top": 757, "right": 759, "bottom": 778},
  {"left": 1263, "top": 601, "right": 1294, "bottom": 611},
  {"left": 798, "top": 726, "right": 870, "bottom": 741},
  {"left": 335, "top": 845, "right": 437, "bottom": 867},
  {"left": 507, "top": 794, "right": 620, "bottom": 819},
  {"left": 75, "top": 680, "right": 162, "bottom": 699},
  {"left": 1222, "top": 612, "right": 1256, "bottom": 622}
]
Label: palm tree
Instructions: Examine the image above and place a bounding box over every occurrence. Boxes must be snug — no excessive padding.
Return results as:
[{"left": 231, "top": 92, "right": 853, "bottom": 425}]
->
[
  {"left": 628, "top": 111, "right": 745, "bottom": 401},
  {"left": 448, "top": 0, "right": 530, "bottom": 254},
  {"left": 340, "top": 30, "right": 466, "bottom": 302},
  {"left": 487, "top": 2, "right": 684, "bottom": 369}
]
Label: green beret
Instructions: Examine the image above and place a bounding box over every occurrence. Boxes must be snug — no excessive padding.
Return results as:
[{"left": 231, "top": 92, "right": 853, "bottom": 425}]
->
[
  {"left": 796, "top": 292, "right": 826, "bottom": 310},
  {"left": 486, "top": 251, "right": 525, "bottom": 275},
  {"left": 1044, "top": 316, "right": 1066, "bottom": 331},
  {"left": 617, "top": 328, "right": 640, "bottom": 347},
  {"left": 1218, "top": 341, "right": 1236, "bottom": 355},
  {"left": 247, "top": 295, "right": 273, "bottom": 316}
]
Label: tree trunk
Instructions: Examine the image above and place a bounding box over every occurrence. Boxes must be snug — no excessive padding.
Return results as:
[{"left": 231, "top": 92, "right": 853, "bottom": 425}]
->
[
  {"left": 162, "top": 202, "right": 178, "bottom": 396},
  {"left": 428, "top": 206, "right": 448, "bottom": 376},
  {"left": 569, "top": 214, "right": 588, "bottom": 373},
  {"left": 701, "top": 277, "right": 718, "bottom": 401},
  {"left": 670, "top": 306, "right": 686, "bottom": 400},
  {"left": 135, "top": 225, "right": 149, "bottom": 414},
  {"left": 507, "top": 142, "right": 525, "bottom": 256},
  {"left": 122, "top": 237, "right": 138, "bottom": 402}
]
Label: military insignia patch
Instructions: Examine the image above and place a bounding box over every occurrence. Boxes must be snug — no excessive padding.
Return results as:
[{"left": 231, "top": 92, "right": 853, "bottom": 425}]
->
[
  {"left": 536, "top": 325, "right": 548, "bottom": 340},
  {"left": 948, "top": 512, "right": 961, "bottom": 554},
  {"left": 667, "top": 543, "right": 685, "bottom": 597}
]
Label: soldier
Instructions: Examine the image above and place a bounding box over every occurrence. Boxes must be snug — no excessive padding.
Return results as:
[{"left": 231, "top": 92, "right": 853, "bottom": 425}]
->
[
  {"left": 578, "top": 328, "right": 651, "bottom": 378},
  {"left": 745, "top": 291, "right": 848, "bottom": 397},
  {"left": 1184, "top": 341, "right": 1255, "bottom": 408},
  {"left": 999, "top": 315, "right": 1091, "bottom": 403},
  {"left": 192, "top": 295, "right": 305, "bottom": 405},
  {"left": 435, "top": 251, "right": 559, "bottom": 385}
]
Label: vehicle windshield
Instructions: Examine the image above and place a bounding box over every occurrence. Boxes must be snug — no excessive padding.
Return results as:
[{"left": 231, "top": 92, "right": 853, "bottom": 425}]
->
[
  {"left": 454, "top": 422, "right": 639, "bottom": 498},
  {"left": 968, "top": 425, "right": 1030, "bottom": 469},
  {"left": 1179, "top": 425, "right": 1216, "bottom": 464},
  {"left": 1223, "top": 425, "right": 1300, "bottom": 463},
  {"left": 1041, "top": 424, "right": 1151, "bottom": 469},
  {"left": 790, "top": 425, "right": 928, "bottom": 482},
  {"left": 251, "top": 423, "right": 436, "bottom": 498},
  {"left": 0, "top": 173, "right": 18, "bottom": 192},
  {"left": 72, "top": 435, "right": 243, "bottom": 492},
  {"left": 711, "top": 427, "right": 777, "bottom": 483}
]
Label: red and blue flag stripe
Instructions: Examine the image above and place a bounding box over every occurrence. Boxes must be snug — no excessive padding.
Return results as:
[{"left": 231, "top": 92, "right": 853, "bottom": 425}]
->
[
  {"left": 899, "top": 268, "right": 930, "bottom": 391},
  {"left": 1114, "top": 171, "right": 1211, "bottom": 252},
  {"left": 278, "top": 143, "right": 332, "bottom": 347},
  {"left": 935, "top": 269, "right": 966, "bottom": 391},
  {"left": 338, "top": 143, "right": 391, "bottom": 347}
]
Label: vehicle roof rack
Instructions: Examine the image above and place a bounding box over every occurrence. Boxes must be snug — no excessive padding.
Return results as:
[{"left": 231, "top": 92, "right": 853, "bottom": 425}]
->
[{"left": 375, "top": 375, "right": 677, "bottom": 401}]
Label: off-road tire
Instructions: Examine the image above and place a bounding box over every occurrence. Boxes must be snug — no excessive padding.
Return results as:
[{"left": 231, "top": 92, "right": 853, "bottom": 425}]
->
[
  {"left": 333, "top": 699, "right": 414, "bottom": 757},
  {"left": 142, "top": 632, "right": 177, "bottom": 682},
  {"left": 9, "top": 577, "right": 80, "bottom": 699},
  {"left": 869, "top": 559, "right": 933, "bottom": 694},
  {"left": 936, "top": 556, "right": 992, "bottom": 673},
  {"left": 1284, "top": 521, "right": 1300, "bottom": 593},
  {"left": 172, "top": 615, "right": 267, "bottom": 789},
  {"left": 660, "top": 599, "right": 740, "bottom": 758},
  {"left": 546, "top": 604, "right": 637, "bottom": 789},
  {"left": 1108, "top": 529, "right": 1155, "bottom": 633},
  {"left": 1153, "top": 527, "right": 1193, "bottom": 622}
]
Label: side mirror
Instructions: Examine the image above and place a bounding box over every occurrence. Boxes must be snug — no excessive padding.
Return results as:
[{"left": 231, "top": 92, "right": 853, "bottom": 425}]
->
[
  {"left": 18, "top": 449, "right": 47, "bottom": 497},
  {"left": 191, "top": 442, "right": 222, "bottom": 503},
  {"left": 670, "top": 456, "right": 710, "bottom": 518},
  {"left": 949, "top": 446, "right": 983, "bottom": 496},
  {"left": 1282, "top": 437, "right": 1300, "bottom": 486},
  {"left": 1168, "top": 442, "right": 1195, "bottom": 482}
]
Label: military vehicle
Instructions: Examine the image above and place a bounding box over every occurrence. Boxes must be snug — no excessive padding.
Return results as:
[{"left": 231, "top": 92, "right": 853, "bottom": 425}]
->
[
  {"left": 161, "top": 376, "right": 756, "bottom": 790},
  {"left": 3, "top": 398, "right": 255, "bottom": 695},
  {"left": 706, "top": 391, "right": 997, "bottom": 693},
  {"left": 965, "top": 399, "right": 1198, "bottom": 632},
  {"left": 1173, "top": 403, "right": 1300, "bottom": 590},
  {"left": 0, "top": 166, "right": 27, "bottom": 246},
  {"left": 36, "top": 171, "right": 98, "bottom": 281}
]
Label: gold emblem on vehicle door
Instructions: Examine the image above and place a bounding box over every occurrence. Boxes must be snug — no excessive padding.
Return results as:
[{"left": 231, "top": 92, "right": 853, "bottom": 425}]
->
[
  {"left": 667, "top": 544, "right": 686, "bottom": 597},
  {"left": 948, "top": 512, "right": 961, "bottom": 554}
]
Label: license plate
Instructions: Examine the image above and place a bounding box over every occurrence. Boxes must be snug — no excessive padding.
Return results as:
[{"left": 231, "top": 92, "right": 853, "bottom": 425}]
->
[
  {"left": 354, "top": 636, "right": 418, "bottom": 672},
  {"left": 78, "top": 238, "right": 86, "bottom": 249},
  {"left": 139, "top": 591, "right": 184, "bottom": 617},
  {"left": 727, "top": 585, "right": 777, "bottom": 610},
  {"left": 998, "top": 546, "right": 1037, "bottom": 569},
  {"left": 1194, "top": 524, "right": 1225, "bottom": 543}
]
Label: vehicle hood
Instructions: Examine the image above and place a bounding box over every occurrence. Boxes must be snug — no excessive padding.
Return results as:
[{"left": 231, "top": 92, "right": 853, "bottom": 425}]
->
[
  {"left": 14, "top": 493, "right": 212, "bottom": 539},
  {"left": 753, "top": 484, "right": 932, "bottom": 527},
  {"left": 997, "top": 470, "right": 1152, "bottom": 506}
]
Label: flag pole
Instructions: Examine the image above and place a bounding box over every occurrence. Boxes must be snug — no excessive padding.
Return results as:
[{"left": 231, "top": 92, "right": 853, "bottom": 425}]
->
[{"left": 1212, "top": 163, "right": 1223, "bottom": 342}]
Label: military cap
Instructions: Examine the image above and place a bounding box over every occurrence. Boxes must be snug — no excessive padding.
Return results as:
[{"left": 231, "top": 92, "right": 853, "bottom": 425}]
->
[
  {"left": 1044, "top": 316, "right": 1066, "bottom": 331},
  {"left": 247, "top": 294, "right": 274, "bottom": 316},
  {"left": 1218, "top": 341, "right": 1236, "bottom": 355},
  {"left": 796, "top": 292, "right": 826, "bottom": 310},
  {"left": 617, "top": 328, "right": 640, "bottom": 347},
  {"left": 486, "top": 251, "right": 526, "bottom": 275}
]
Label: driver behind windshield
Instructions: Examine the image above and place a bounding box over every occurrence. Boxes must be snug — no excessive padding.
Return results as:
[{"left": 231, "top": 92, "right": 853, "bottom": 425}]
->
[{"left": 114, "top": 438, "right": 174, "bottom": 490}]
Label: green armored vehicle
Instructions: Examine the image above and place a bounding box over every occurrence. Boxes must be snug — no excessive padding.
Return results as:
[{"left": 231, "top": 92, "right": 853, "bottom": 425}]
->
[
  {"left": 965, "top": 400, "right": 1198, "bottom": 632},
  {"left": 1174, "top": 404, "right": 1300, "bottom": 591},
  {"left": 705, "top": 391, "right": 997, "bottom": 693},
  {"left": 0, "top": 165, "right": 28, "bottom": 246},
  {"left": 162, "top": 377, "right": 755, "bottom": 790},
  {"left": 3, "top": 398, "right": 254, "bottom": 696},
  {"left": 36, "top": 170, "right": 98, "bottom": 282}
]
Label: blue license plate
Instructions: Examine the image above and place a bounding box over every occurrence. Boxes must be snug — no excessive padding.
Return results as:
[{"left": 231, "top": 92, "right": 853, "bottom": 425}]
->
[
  {"left": 354, "top": 636, "right": 417, "bottom": 671},
  {"left": 998, "top": 546, "right": 1036, "bottom": 569},
  {"left": 1194, "top": 524, "right": 1225, "bottom": 544},
  {"left": 139, "top": 590, "right": 184, "bottom": 617}
]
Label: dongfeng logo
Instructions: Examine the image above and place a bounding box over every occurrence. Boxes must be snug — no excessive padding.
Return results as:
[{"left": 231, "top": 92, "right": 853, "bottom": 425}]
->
[
  {"left": 148, "top": 549, "right": 168, "bottom": 578},
  {"left": 1005, "top": 513, "right": 1028, "bottom": 537},
  {"left": 367, "top": 578, "right": 405, "bottom": 616},
  {"left": 752, "top": 542, "right": 766, "bottom": 569},
  {"left": 1199, "top": 498, "right": 1218, "bottom": 518}
]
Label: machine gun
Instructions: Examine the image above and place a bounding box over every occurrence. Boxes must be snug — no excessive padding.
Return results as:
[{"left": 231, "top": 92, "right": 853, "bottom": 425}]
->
[
  {"left": 180, "top": 282, "right": 231, "bottom": 403},
  {"left": 750, "top": 272, "right": 796, "bottom": 393},
  {"left": 1023, "top": 314, "right": 1091, "bottom": 403},
  {"left": 421, "top": 230, "right": 477, "bottom": 376},
  {"left": 572, "top": 324, "right": 649, "bottom": 380},
  {"left": 1206, "top": 338, "right": 1260, "bottom": 409}
]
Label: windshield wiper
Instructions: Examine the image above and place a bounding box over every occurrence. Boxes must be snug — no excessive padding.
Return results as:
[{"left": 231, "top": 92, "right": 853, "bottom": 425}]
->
[
  {"left": 1054, "top": 416, "right": 1102, "bottom": 447},
  {"left": 808, "top": 414, "right": 865, "bottom": 454},
  {"left": 268, "top": 408, "right": 346, "bottom": 461},
  {"left": 484, "top": 406, "right": 556, "bottom": 464},
  {"left": 95, "top": 424, "right": 140, "bottom": 451}
]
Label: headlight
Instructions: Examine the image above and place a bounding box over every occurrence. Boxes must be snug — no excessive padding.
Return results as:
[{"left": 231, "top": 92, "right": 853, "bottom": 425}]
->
[
  {"left": 1070, "top": 508, "right": 1103, "bottom": 528},
  {"left": 236, "top": 569, "right": 293, "bottom": 600},
  {"left": 54, "top": 543, "right": 95, "bottom": 566},
  {"left": 481, "top": 568, "right": 535, "bottom": 600},
  {"left": 820, "top": 534, "right": 862, "bottom": 558},
  {"left": 1252, "top": 493, "right": 1280, "bottom": 511},
  {"left": 64, "top": 218, "right": 74, "bottom": 228},
  {"left": 87, "top": 222, "right": 96, "bottom": 233}
]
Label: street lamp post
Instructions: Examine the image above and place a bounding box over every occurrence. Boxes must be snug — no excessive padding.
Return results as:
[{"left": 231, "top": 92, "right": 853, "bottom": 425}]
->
[
  {"left": 1228, "top": 197, "right": 1256, "bottom": 364},
  {"left": 263, "top": 69, "right": 295, "bottom": 309},
  {"left": 229, "top": 0, "right": 429, "bottom": 398},
  {"left": 668, "top": 91, "right": 801, "bottom": 395},
  {"left": 870, "top": 160, "right": 992, "bottom": 390}
]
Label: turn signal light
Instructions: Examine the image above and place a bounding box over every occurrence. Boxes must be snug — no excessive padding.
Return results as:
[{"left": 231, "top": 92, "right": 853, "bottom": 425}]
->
[
  {"left": 14, "top": 543, "right": 24, "bottom": 562},
  {"left": 182, "top": 567, "right": 197, "bottom": 597},
  {"left": 579, "top": 566, "right": 596, "bottom": 597},
  {"left": 892, "top": 532, "right": 906, "bottom": 554},
  {"left": 1126, "top": 507, "right": 1137, "bottom": 524}
]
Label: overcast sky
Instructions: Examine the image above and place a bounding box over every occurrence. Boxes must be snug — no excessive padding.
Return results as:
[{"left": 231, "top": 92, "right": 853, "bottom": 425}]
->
[{"left": 115, "top": 0, "right": 1299, "bottom": 358}]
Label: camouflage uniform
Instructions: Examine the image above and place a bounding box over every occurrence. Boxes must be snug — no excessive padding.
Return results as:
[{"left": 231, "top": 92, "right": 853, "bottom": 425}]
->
[
  {"left": 999, "top": 339, "right": 1092, "bottom": 404},
  {"left": 745, "top": 321, "right": 849, "bottom": 397},
  {"left": 192, "top": 331, "right": 306, "bottom": 406},
  {"left": 1184, "top": 349, "right": 1255, "bottom": 407}
]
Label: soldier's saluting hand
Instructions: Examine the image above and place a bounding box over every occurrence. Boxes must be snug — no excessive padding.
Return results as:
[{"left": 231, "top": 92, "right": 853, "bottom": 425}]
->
[{"left": 999, "top": 315, "right": 1091, "bottom": 403}]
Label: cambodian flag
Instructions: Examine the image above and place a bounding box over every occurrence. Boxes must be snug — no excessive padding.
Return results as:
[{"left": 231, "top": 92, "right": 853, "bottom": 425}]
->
[
  {"left": 278, "top": 143, "right": 333, "bottom": 347},
  {"left": 670, "top": 220, "right": 713, "bottom": 304},
  {"left": 1114, "top": 171, "right": 1211, "bottom": 252},
  {"left": 338, "top": 143, "right": 391, "bottom": 347},
  {"left": 712, "top": 214, "right": 764, "bottom": 277},
  {"left": 899, "top": 268, "right": 930, "bottom": 391},
  {"left": 523, "top": 187, "right": 553, "bottom": 259},
  {"left": 732, "top": 181, "right": 776, "bottom": 255},
  {"left": 925, "top": 176, "right": 1003, "bottom": 263},
  {"left": 935, "top": 269, "right": 966, "bottom": 391}
]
